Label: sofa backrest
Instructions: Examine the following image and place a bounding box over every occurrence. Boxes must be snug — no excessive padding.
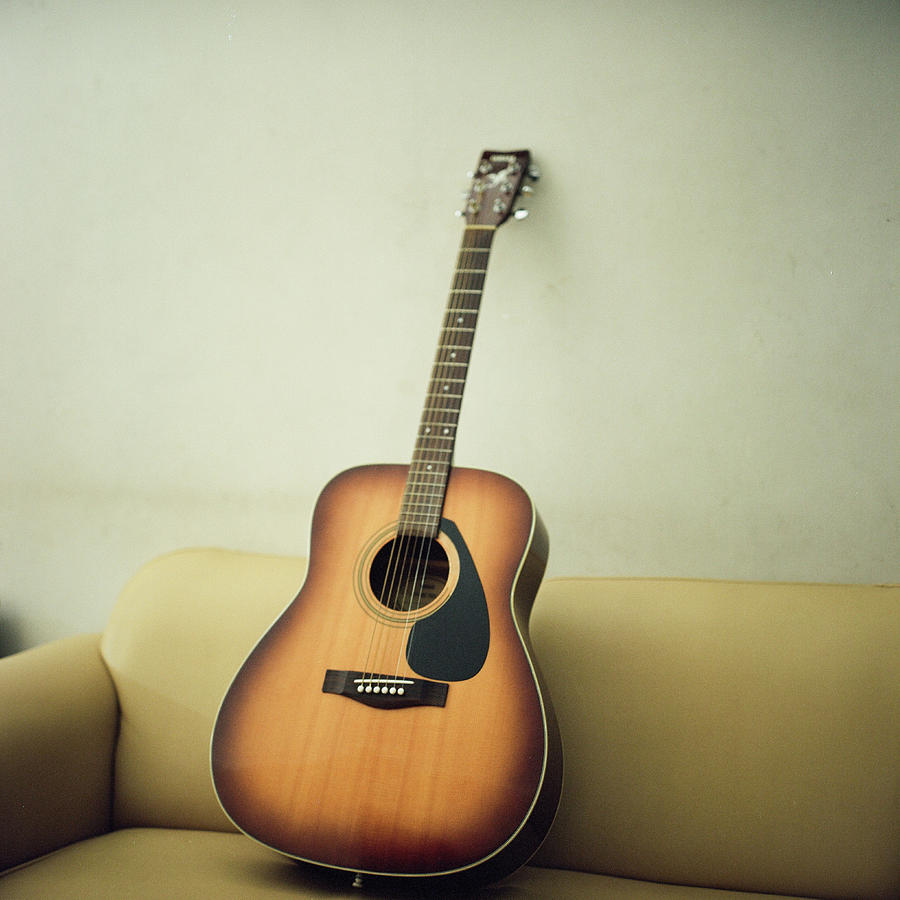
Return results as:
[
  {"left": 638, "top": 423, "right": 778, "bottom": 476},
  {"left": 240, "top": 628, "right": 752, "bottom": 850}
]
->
[
  {"left": 100, "top": 549, "right": 899, "bottom": 898},
  {"left": 529, "top": 577, "right": 899, "bottom": 899}
]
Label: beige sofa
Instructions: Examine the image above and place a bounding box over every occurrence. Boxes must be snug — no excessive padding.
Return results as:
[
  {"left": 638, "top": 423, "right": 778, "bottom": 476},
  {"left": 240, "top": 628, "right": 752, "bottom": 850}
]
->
[{"left": 1, "top": 547, "right": 897, "bottom": 898}]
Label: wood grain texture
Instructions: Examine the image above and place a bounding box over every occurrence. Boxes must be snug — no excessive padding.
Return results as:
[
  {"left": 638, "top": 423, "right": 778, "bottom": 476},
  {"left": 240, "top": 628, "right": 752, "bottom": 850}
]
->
[{"left": 211, "top": 465, "right": 560, "bottom": 886}]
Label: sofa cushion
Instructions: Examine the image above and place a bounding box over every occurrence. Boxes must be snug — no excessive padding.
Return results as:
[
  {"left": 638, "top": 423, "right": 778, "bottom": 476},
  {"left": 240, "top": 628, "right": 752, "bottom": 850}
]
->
[
  {"left": 529, "top": 577, "right": 900, "bottom": 899},
  {"left": 0, "top": 828, "right": 821, "bottom": 899},
  {"left": 100, "top": 548, "right": 308, "bottom": 831}
]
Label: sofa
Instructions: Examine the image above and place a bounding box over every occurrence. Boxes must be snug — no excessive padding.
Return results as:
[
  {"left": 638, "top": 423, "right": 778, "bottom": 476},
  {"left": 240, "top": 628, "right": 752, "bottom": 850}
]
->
[{"left": 1, "top": 547, "right": 897, "bottom": 898}]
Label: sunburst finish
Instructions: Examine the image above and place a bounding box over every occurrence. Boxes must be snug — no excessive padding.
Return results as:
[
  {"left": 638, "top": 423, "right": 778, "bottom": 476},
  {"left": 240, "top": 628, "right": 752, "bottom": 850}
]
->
[{"left": 211, "top": 150, "right": 561, "bottom": 888}]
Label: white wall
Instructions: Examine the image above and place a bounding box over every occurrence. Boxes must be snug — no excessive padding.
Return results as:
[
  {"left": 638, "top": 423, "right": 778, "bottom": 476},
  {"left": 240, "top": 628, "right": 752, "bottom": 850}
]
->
[{"left": 2, "top": 1, "right": 898, "bottom": 652}]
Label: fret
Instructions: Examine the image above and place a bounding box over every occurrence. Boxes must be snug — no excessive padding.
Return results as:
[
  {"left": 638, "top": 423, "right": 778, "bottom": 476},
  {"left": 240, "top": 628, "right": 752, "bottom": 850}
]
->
[
  {"left": 399, "top": 516, "right": 443, "bottom": 528},
  {"left": 400, "top": 492, "right": 442, "bottom": 501},
  {"left": 451, "top": 273, "right": 485, "bottom": 283},
  {"left": 401, "top": 497, "right": 445, "bottom": 509},
  {"left": 414, "top": 449, "right": 454, "bottom": 458},
  {"left": 412, "top": 448, "right": 453, "bottom": 458}
]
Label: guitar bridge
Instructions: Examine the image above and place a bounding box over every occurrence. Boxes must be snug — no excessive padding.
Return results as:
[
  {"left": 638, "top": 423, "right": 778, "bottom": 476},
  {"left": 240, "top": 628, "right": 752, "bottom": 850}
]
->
[{"left": 322, "top": 669, "right": 448, "bottom": 709}]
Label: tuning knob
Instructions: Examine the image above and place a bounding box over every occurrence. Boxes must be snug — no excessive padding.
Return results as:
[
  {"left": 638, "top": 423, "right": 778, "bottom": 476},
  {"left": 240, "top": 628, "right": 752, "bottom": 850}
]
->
[
  {"left": 527, "top": 163, "right": 541, "bottom": 182},
  {"left": 513, "top": 208, "right": 529, "bottom": 220}
]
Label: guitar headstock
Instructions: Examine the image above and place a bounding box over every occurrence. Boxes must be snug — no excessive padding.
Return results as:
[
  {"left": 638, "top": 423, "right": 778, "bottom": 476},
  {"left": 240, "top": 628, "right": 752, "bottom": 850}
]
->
[{"left": 458, "top": 149, "right": 538, "bottom": 227}]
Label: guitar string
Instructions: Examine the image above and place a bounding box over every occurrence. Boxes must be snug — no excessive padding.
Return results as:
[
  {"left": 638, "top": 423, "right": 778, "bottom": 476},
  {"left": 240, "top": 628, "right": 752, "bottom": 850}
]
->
[
  {"left": 385, "top": 241, "right": 469, "bottom": 682},
  {"left": 393, "top": 228, "right": 491, "bottom": 682},
  {"left": 395, "top": 242, "right": 473, "bottom": 671},
  {"left": 359, "top": 225, "right": 493, "bottom": 694},
  {"left": 359, "top": 236, "right": 473, "bottom": 691}
]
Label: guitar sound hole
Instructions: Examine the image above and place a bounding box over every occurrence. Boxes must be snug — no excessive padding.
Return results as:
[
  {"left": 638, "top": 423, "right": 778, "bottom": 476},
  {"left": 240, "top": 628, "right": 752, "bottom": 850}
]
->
[{"left": 369, "top": 536, "right": 449, "bottom": 612}]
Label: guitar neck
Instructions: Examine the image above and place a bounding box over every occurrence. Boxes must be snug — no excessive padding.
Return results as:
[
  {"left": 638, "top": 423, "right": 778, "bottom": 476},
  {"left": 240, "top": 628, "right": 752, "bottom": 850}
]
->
[{"left": 398, "top": 225, "right": 497, "bottom": 537}]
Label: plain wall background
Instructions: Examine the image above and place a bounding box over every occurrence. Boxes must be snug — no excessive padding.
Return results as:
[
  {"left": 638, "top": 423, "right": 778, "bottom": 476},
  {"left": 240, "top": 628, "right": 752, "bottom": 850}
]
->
[{"left": 2, "top": 0, "right": 898, "bottom": 652}]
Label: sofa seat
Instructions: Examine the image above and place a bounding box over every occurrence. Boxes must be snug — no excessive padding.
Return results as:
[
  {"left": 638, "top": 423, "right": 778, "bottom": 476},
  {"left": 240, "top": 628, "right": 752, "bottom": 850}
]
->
[{"left": 0, "top": 828, "right": 819, "bottom": 899}]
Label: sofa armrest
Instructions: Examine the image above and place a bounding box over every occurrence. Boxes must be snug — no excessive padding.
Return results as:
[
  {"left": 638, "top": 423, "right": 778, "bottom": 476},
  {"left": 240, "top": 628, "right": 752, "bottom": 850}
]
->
[{"left": 0, "top": 633, "right": 118, "bottom": 871}]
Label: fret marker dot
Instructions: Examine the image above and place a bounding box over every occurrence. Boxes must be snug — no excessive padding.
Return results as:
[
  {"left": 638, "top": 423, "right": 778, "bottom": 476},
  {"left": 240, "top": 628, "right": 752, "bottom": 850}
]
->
[
  {"left": 426, "top": 465, "right": 433, "bottom": 471},
  {"left": 424, "top": 427, "right": 431, "bottom": 434},
  {"left": 457, "top": 316, "right": 464, "bottom": 324},
  {"left": 443, "top": 385, "right": 449, "bottom": 391},
  {"left": 443, "top": 427, "right": 450, "bottom": 434},
  {"left": 450, "top": 352, "right": 457, "bottom": 359}
]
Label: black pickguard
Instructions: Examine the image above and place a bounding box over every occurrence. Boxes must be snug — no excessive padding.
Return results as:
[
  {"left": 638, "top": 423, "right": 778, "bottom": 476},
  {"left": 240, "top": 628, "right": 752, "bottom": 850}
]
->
[{"left": 405, "top": 518, "right": 489, "bottom": 682}]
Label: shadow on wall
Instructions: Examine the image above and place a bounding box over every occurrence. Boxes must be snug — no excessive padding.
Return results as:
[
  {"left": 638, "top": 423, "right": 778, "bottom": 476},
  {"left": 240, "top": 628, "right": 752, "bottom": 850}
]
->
[{"left": 0, "top": 612, "right": 25, "bottom": 658}]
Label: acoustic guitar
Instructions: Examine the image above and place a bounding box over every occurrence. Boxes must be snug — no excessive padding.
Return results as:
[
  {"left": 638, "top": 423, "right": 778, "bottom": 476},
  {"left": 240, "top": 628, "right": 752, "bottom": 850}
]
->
[{"left": 211, "top": 149, "right": 562, "bottom": 890}]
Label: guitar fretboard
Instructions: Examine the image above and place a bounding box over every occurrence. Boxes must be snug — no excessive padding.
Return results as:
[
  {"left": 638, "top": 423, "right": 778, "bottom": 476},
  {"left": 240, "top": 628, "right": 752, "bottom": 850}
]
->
[{"left": 398, "top": 225, "right": 496, "bottom": 537}]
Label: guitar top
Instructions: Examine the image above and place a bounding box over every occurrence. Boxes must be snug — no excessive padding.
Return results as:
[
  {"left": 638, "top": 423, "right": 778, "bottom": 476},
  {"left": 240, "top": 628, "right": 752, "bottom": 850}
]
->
[{"left": 211, "top": 150, "right": 561, "bottom": 890}]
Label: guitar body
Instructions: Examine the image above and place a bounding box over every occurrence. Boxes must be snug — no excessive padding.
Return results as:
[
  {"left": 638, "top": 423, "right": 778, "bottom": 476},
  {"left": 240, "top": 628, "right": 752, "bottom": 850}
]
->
[
  {"left": 211, "top": 464, "right": 561, "bottom": 887},
  {"left": 212, "top": 150, "right": 560, "bottom": 888}
]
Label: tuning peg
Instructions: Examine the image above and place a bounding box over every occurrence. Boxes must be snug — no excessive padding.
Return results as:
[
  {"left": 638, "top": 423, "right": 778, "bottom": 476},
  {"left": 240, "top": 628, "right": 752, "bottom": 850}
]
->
[
  {"left": 527, "top": 163, "right": 541, "bottom": 182},
  {"left": 513, "top": 208, "right": 529, "bottom": 220},
  {"left": 520, "top": 184, "right": 535, "bottom": 195}
]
